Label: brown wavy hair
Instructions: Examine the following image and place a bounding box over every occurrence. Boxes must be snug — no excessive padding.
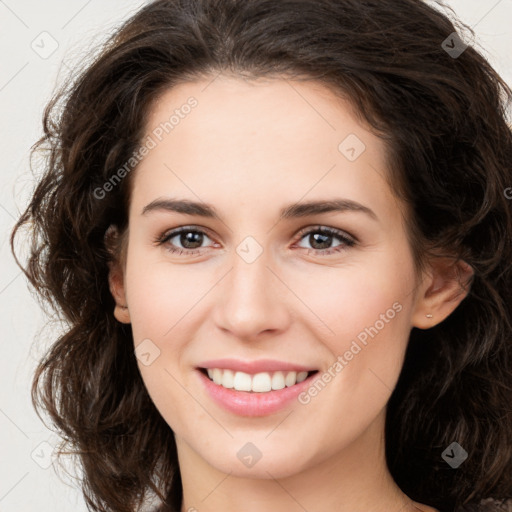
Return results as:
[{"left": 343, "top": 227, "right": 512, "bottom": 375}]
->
[{"left": 10, "top": 0, "right": 512, "bottom": 511}]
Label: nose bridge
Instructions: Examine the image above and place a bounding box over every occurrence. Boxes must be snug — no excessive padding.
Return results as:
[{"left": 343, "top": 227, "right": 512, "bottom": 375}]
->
[
  {"left": 231, "top": 239, "right": 272, "bottom": 297},
  {"left": 213, "top": 234, "right": 289, "bottom": 338}
]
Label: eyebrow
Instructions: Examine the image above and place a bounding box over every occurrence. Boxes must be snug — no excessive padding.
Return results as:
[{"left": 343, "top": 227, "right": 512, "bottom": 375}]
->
[{"left": 141, "top": 197, "right": 378, "bottom": 222}]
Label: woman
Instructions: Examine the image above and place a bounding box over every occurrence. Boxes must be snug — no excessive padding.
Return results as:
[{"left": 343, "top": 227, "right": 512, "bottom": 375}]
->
[{"left": 10, "top": 0, "right": 512, "bottom": 511}]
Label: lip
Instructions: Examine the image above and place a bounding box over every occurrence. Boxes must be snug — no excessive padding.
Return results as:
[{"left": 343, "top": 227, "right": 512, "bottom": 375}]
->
[
  {"left": 196, "top": 367, "right": 319, "bottom": 417},
  {"left": 197, "top": 358, "right": 316, "bottom": 374}
]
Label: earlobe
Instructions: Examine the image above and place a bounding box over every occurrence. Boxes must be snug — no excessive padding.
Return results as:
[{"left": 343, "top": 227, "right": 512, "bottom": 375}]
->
[
  {"left": 114, "top": 304, "right": 131, "bottom": 324},
  {"left": 108, "top": 263, "right": 131, "bottom": 324},
  {"left": 104, "top": 224, "right": 131, "bottom": 324},
  {"left": 411, "top": 258, "right": 474, "bottom": 330}
]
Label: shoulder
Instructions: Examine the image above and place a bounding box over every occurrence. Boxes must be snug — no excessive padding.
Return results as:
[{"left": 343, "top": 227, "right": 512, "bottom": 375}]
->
[{"left": 454, "top": 498, "right": 512, "bottom": 512}]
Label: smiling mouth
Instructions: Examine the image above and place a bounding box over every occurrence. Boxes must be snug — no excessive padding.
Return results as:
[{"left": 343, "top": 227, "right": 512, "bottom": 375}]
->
[{"left": 198, "top": 368, "right": 319, "bottom": 393}]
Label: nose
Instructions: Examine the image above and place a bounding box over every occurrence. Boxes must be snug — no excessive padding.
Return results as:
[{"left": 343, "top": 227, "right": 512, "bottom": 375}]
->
[{"left": 212, "top": 247, "right": 291, "bottom": 341}]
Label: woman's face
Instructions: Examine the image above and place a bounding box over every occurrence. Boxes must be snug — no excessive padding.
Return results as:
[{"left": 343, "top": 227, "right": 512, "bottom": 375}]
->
[{"left": 112, "top": 75, "right": 429, "bottom": 478}]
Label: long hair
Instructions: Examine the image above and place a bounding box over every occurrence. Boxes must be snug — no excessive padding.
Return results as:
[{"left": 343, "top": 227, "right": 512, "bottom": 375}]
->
[{"left": 10, "top": 1, "right": 512, "bottom": 511}]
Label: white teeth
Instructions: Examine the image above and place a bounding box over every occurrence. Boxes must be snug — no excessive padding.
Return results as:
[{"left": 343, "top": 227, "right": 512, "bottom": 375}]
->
[
  {"left": 221, "top": 369, "right": 235, "bottom": 389},
  {"left": 233, "top": 371, "right": 252, "bottom": 391},
  {"left": 212, "top": 368, "right": 223, "bottom": 385},
  {"left": 285, "top": 371, "right": 297, "bottom": 387},
  {"left": 271, "top": 371, "right": 285, "bottom": 390},
  {"left": 252, "top": 372, "right": 272, "bottom": 392},
  {"left": 296, "top": 371, "right": 308, "bottom": 383},
  {"left": 204, "top": 368, "right": 311, "bottom": 392}
]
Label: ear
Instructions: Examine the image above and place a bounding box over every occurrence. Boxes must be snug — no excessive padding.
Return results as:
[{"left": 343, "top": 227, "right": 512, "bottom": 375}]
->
[
  {"left": 105, "top": 225, "right": 131, "bottom": 324},
  {"left": 411, "top": 257, "right": 474, "bottom": 330}
]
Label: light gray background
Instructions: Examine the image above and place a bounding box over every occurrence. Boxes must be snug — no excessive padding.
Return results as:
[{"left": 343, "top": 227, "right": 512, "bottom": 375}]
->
[{"left": 1, "top": 1, "right": 511, "bottom": 511}]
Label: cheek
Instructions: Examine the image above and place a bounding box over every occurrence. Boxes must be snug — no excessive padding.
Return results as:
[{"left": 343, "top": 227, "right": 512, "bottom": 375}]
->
[
  {"left": 298, "top": 249, "right": 415, "bottom": 400},
  {"left": 123, "top": 252, "right": 211, "bottom": 430},
  {"left": 125, "top": 250, "right": 208, "bottom": 342},
  {"left": 295, "top": 250, "right": 415, "bottom": 348},
  {"left": 293, "top": 275, "right": 414, "bottom": 450}
]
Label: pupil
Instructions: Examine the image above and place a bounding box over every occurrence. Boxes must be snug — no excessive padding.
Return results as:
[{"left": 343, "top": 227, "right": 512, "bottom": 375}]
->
[
  {"left": 311, "top": 233, "right": 331, "bottom": 249},
  {"left": 182, "top": 232, "right": 202, "bottom": 248}
]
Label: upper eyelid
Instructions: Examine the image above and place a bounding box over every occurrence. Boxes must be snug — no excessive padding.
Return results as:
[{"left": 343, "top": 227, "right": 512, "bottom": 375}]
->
[
  {"left": 163, "top": 225, "right": 216, "bottom": 242},
  {"left": 295, "top": 225, "right": 356, "bottom": 242}
]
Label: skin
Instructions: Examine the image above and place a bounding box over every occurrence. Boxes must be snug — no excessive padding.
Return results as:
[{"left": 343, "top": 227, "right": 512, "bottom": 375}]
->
[{"left": 108, "top": 74, "right": 473, "bottom": 512}]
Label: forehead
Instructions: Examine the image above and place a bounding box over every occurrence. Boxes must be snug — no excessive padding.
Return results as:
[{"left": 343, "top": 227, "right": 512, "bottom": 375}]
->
[
  {"left": 130, "top": 75, "right": 400, "bottom": 224},
  {"left": 144, "top": 74, "right": 374, "bottom": 159}
]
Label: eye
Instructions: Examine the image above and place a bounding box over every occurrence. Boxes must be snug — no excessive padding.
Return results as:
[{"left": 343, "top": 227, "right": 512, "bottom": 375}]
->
[
  {"left": 154, "top": 225, "right": 357, "bottom": 256},
  {"left": 154, "top": 226, "right": 216, "bottom": 255},
  {"left": 293, "top": 225, "right": 356, "bottom": 256}
]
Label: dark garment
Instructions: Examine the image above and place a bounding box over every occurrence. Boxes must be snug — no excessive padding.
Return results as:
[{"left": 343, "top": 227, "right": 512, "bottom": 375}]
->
[
  {"left": 454, "top": 498, "right": 512, "bottom": 511},
  {"left": 155, "top": 497, "right": 512, "bottom": 511}
]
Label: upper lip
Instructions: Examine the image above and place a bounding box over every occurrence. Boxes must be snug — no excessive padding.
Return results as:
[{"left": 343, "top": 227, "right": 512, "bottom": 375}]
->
[{"left": 197, "top": 358, "right": 317, "bottom": 374}]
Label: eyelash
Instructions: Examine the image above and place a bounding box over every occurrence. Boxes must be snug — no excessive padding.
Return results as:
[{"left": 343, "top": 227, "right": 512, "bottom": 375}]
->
[{"left": 153, "top": 225, "right": 357, "bottom": 257}]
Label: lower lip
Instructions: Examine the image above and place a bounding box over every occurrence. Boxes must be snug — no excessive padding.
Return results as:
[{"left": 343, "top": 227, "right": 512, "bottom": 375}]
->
[{"left": 196, "top": 369, "right": 318, "bottom": 417}]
